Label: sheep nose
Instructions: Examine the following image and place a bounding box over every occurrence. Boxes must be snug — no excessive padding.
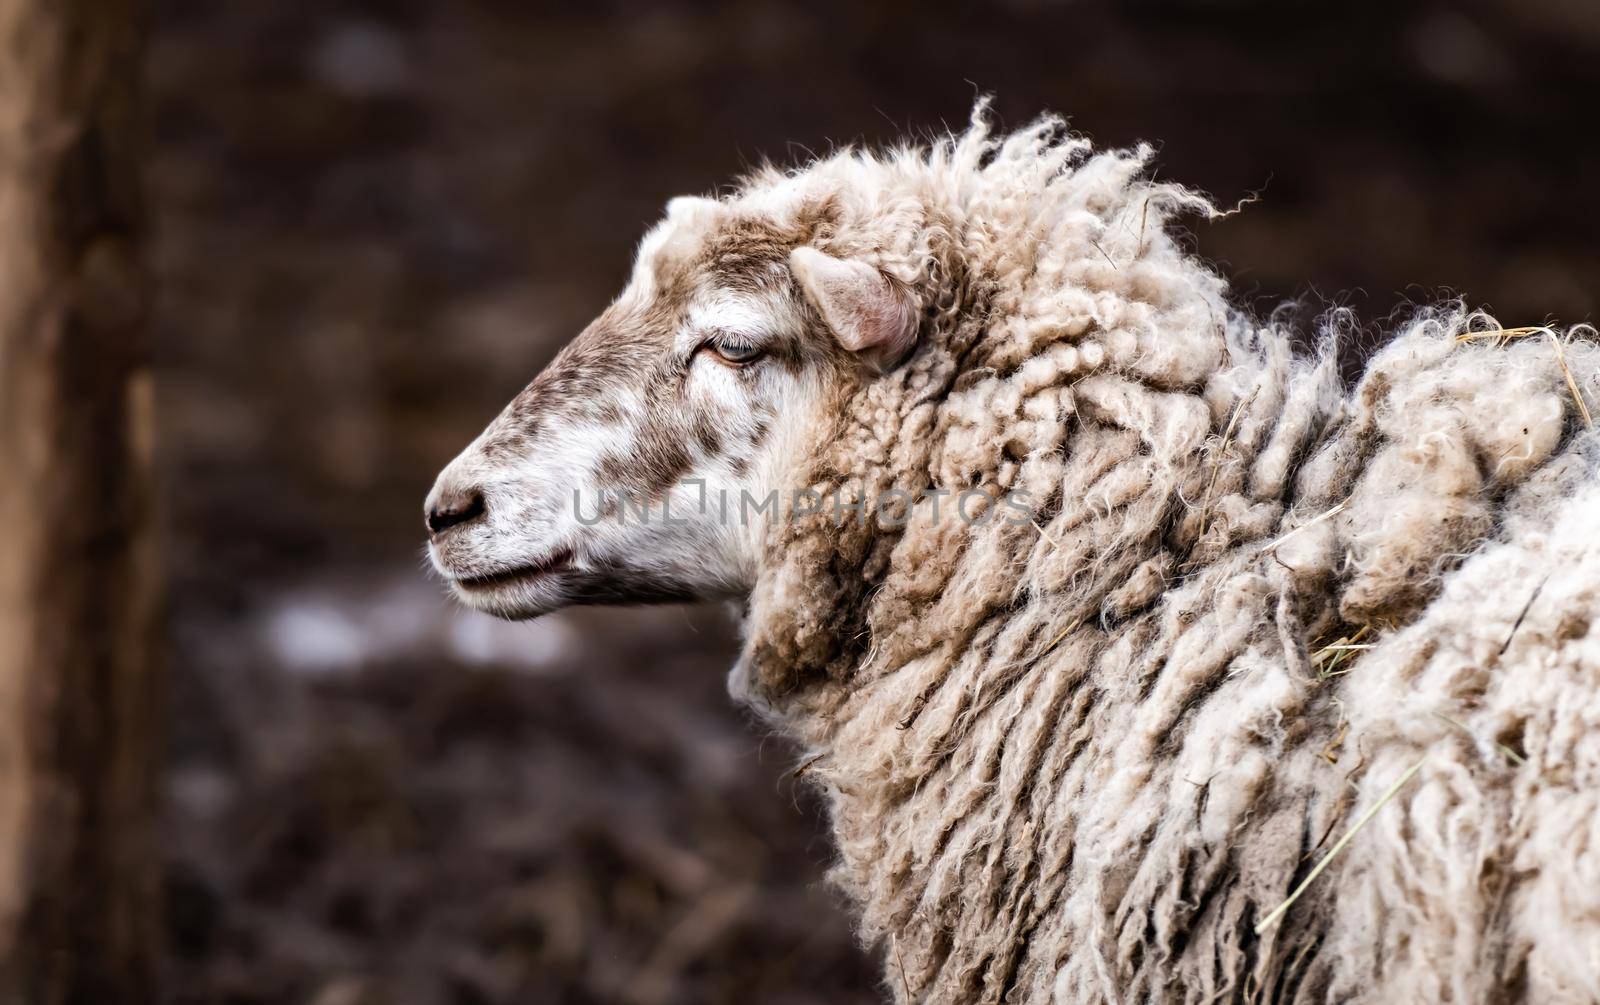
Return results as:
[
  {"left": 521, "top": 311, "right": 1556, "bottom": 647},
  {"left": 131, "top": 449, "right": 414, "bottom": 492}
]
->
[{"left": 426, "top": 487, "right": 487, "bottom": 536}]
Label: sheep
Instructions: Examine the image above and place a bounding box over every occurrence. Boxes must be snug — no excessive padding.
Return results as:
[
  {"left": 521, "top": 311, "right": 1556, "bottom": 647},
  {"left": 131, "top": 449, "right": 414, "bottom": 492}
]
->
[{"left": 424, "top": 106, "right": 1600, "bottom": 1003}]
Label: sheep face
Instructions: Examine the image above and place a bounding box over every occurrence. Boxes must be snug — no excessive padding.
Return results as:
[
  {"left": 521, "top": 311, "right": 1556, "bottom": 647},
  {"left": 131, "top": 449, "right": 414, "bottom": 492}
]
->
[{"left": 425, "top": 193, "right": 916, "bottom": 620}]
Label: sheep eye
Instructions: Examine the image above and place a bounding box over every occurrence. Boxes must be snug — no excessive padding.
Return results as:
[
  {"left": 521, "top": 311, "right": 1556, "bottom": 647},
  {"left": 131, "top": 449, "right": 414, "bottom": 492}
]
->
[{"left": 708, "top": 340, "right": 764, "bottom": 366}]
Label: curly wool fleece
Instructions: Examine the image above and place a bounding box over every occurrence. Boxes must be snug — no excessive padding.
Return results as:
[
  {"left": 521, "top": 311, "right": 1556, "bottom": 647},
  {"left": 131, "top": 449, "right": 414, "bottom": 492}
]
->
[{"left": 726, "top": 111, "right": 1600, "bottom": 1003}]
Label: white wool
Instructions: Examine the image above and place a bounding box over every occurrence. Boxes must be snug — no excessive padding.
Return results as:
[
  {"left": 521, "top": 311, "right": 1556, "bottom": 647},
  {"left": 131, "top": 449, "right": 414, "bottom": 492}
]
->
[{"left": 724, "top": 108, "right": 1600, "bottom": 1002}]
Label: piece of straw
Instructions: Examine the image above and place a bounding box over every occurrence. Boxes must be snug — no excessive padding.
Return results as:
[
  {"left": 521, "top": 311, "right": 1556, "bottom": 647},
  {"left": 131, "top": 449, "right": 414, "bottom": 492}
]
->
[
  {"left": 1039, "top": 618, "right": 1083, "bottom": 658},
  {"left": 1455, "top": 325, "right": 1594, "bottom": 430},
  {"left": 1260, "top": 499, "right": 1349, "bottom": 554},
  {"left": 1032, "top": 520, "right": 1060, "bottom": 550},
  {"left": 1312, "top": 627, "right": 1371, "bottom": 681},
  {"left": 1500, "top": 576, "right": 1549, "bottom": 656},
  {"left": 1320, "top": 721, "right": 1350, "bottom": 765},
  {"left": 1254, "top": 757, "right": 1425, "bottom": 934},
  {"left": 1431, "top": 711, "right": 1527, "bottom": 767},
  {"left": 1453, "top": 326, "right": 1546, "bottom": 345},
  {"left": 892, "top": 933, "right": 913, "bottom": 1001},
  {"left": 1090, "top": 239, "right": 1119, "bottom": 269},
  {"left": 1547, "top": 331, "right": 1594, "bottom": 431}
]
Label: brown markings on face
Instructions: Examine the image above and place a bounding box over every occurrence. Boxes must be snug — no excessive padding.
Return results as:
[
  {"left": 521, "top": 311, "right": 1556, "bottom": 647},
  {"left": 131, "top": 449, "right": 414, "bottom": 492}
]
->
[
  {"left": 598, "top": 204, "right": 845, "bottom": 500},
  {"left": 725, "top": 409, "right": 772, "bottom": 480},
  {"left": 476, "top": 196, "right": 858, "bottom": 513},
  {"left": 594, "top": 386, "right": 699, "bottom": 503},
  {"left": 691, "top": 412, "right": 724, "bottom": 457},
  {"left": 477, "top": 297, "right": 674, "bottom": 463},
  {"left": 691, "top": 195, "right": 858, "bottom": 371}
]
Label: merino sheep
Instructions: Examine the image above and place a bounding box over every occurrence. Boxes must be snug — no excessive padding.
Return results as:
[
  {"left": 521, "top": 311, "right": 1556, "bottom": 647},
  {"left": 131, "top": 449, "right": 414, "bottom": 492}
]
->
[{"left": 425, "top": 106, "right": 1600, "bottom": 1003}]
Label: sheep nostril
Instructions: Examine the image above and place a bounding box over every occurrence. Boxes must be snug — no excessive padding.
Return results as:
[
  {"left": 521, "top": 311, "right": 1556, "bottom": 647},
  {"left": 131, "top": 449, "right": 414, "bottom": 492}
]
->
[{"left": 427, "top": 489, "right": 487, "bottom": 536}]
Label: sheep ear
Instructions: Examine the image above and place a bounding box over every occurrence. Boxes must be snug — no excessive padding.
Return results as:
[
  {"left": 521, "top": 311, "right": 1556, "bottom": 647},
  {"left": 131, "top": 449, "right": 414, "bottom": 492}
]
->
[{"left": 789, "top": 247, "right": 918, "bottom": 369}]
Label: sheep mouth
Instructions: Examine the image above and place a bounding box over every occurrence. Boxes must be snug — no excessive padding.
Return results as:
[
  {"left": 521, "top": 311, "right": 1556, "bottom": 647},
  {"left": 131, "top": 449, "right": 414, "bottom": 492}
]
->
[{"left": 453, "top": 547, "right": 575, "bottom": 591}]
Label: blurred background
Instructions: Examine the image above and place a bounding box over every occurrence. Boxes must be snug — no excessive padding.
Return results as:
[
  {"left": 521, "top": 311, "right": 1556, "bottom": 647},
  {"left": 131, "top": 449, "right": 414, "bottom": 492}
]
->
[{"left": 125, "top": 0, "right": 1600, "bottom": 1001}]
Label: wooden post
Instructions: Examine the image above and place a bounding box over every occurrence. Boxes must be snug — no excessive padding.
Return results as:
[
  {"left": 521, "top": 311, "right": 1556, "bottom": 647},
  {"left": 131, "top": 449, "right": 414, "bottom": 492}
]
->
[{"left": 0, "top": 1, "right": 159, "bottom": 1001}]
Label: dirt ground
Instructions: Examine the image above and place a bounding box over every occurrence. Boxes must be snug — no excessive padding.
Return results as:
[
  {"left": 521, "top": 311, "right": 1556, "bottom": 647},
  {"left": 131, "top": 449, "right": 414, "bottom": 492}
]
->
[{"left": 153, "top": 2, "right": 1599, "bottom": 1002}]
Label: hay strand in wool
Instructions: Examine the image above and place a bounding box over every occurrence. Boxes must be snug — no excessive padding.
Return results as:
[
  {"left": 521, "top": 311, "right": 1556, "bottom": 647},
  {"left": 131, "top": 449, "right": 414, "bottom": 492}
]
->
[
  {"left": 1260, "top": 498, "right": 1349, "bottom": 554},
  {"left": 1455, "top": 325, "right": 1595, "bottom": 429},
  {"left": 1254, "top": 758, "right": 1425, "bottom": 935},
  {"left": 1431, "top": 712, "right": 1528, "bottom": 767}
]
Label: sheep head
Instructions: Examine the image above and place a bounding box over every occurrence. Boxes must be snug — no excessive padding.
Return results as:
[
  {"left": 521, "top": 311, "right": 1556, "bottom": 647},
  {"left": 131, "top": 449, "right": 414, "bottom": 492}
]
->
[{"left": 424, "top": 188, "right": 930, "bottom": 622}]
